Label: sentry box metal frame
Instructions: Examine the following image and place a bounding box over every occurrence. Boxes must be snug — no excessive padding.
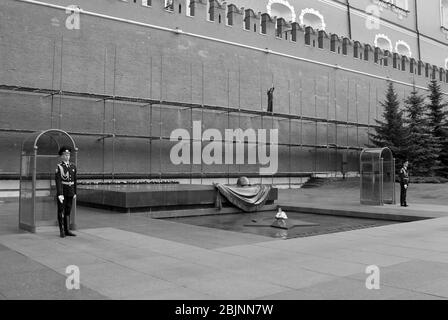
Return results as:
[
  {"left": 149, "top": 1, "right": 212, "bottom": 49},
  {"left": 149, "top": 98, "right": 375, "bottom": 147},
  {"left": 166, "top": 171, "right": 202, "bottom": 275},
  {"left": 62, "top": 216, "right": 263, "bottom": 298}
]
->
[
  {"left": 360, "top": 147, "right": 395, "bottom": 206},
  {"left": 19, "top": 129, "right": 78, "bottom": 233}
]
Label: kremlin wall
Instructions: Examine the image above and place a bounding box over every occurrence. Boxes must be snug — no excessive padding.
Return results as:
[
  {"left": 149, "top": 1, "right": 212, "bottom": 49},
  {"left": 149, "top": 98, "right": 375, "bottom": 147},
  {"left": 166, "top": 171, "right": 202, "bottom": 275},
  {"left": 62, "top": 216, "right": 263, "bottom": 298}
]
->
[{"left": 0, "top": 0, "right": 447, "bottom": 194}]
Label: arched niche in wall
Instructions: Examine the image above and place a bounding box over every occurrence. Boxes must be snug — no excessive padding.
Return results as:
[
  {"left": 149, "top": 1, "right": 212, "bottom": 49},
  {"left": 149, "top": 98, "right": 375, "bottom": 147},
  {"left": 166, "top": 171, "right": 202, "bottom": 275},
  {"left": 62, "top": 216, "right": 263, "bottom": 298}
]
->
[
  {"left": 442, "top": 0, "right": 448, "bottom": 26},
  {"left": 299, "top": 8, "right": 325, "bottom": 30},
  {"left": 395, "top": 40, "right": 412, "bottom": 57},
  {"left": 442, "top": 0, "right": 448, "bottom": 40},
  {"left": 267, "top": 0, "right": 296, "bottom": 22},
  {"left": 374, "top": 34, "right": 393, "bottom": 52}
]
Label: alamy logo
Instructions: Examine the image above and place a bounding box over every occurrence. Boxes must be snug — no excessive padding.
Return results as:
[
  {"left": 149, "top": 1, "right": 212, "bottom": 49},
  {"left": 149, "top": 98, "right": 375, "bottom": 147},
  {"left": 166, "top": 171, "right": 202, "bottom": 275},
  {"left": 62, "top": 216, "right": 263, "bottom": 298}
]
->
[
  {"left": 365, "top": 265, "right": 380, "bottom": 290},
  {"left": 365, "top": 5, "right": 381, "bottom": 30},
  {"left": 65, "top": 265, "right": 80, "bottom": 290},
  {"left": 65, "top": 5, "right": 81, "bottom": 30},
  {"left": 170, "top": 121, "right": 278, "bottom": 175}
]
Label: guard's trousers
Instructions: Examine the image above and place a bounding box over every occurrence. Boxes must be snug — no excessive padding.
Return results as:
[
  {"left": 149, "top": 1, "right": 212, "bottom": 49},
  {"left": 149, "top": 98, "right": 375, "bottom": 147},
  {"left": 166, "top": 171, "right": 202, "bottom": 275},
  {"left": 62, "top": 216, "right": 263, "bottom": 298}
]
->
[
  {"left": 57, "top": 196, "right": 73, "bottom": 231},
  {"left": 400, "top": 183, "right": 407, "bottom": 206}
]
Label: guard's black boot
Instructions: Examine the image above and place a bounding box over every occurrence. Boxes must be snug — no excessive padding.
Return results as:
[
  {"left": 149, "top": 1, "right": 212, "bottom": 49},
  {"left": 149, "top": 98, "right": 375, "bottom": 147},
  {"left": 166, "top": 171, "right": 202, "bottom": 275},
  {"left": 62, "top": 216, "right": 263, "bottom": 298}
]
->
[
  {"left": 64, "top": 215, "right": 76, "bottom": 237},
  {"left": 58, "top": 215, "right": 65, "bottom": 238},
  {"left": 58, "top": 223, "right": 65, "bottom": 238}
]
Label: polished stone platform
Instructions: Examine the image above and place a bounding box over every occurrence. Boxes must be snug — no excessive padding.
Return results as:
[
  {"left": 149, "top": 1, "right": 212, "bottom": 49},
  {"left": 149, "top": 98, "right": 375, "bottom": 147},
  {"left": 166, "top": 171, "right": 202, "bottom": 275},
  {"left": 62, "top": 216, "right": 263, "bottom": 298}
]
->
[{"left": 77, "top": 184, "right": 278, "bottom": 213}]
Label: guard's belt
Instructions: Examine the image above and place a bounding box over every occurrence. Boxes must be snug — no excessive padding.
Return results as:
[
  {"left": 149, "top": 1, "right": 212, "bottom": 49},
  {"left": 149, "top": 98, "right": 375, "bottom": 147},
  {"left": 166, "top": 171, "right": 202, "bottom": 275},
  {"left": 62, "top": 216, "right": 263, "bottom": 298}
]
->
[{"left": 62, "top": 181, "right": 74, "bottom": 186}]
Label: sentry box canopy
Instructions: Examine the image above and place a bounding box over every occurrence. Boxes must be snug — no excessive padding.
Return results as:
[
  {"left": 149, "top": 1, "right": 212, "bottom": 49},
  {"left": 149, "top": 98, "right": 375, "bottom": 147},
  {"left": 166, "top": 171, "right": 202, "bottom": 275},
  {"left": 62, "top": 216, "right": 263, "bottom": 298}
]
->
[
  {"left": 360, "top": 147, "right": 395, "bottom": 206},
  {"left": 19, "top": 129, "right": 78, "bottom": 233}
]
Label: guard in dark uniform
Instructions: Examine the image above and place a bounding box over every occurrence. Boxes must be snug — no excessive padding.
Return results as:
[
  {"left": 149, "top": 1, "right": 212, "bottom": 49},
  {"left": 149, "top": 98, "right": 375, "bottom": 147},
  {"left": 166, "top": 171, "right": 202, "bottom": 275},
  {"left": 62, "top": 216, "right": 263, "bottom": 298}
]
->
[
  {"left": 55, "top": 146, "right": 77, "bottom": 238},
  {"left": 267, "top": 86, "right": 275, "bottom": 113},
  {"left": 399, "top": 160, "right": 409, "bottom": 207}
]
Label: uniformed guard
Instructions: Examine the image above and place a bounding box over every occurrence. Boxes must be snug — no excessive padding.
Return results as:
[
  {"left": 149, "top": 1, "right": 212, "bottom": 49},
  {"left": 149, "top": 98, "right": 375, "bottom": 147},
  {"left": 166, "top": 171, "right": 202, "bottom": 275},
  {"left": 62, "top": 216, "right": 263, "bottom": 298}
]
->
[
  {"left": 267, "top": 86, "right": 275, "bottom": 113},
  {"left": 55, "top": 146, "right": 77, "bottom": 237},
  {"left": 399, "top": 160, "right": 410, "bottom": 207}
]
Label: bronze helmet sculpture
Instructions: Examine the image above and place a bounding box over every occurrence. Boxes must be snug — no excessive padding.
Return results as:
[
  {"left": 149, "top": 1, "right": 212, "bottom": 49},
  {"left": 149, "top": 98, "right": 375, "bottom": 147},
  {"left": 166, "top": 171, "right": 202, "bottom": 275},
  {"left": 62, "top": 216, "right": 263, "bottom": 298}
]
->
[{"left": 236, "top": 176, "right": 250, "bottom": 187}]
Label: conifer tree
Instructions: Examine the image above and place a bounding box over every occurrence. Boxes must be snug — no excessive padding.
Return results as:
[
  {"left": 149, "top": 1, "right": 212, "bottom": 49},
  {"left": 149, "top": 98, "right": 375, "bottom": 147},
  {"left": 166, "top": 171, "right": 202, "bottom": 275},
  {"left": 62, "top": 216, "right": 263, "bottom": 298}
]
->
[
  {"left": 404, "top": 87, "right": 439, "bottom": 176},
  {"left": 369, "top": 82, "right": 408, "bottom": 166},
  {"left": 426, "top": 80, "right": 448, "bottom": 177}
]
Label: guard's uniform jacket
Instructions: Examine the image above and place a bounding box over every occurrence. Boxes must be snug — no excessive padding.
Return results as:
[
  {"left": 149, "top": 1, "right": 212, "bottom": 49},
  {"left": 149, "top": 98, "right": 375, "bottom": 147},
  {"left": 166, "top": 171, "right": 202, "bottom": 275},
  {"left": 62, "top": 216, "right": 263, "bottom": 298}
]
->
[
  {"left": 399, "top": 167, "right": 409, "bottom": 187},
  {"left": 55, "top": 162, "right": 77, "bottom": 198}
]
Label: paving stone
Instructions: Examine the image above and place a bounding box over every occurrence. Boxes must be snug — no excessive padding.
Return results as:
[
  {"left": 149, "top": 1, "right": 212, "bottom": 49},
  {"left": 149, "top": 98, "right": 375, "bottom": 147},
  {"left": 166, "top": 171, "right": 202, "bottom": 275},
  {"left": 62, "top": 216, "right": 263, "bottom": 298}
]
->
[
  {"left": 172, "top": 271, "right": 288, "bottom": 299},
  {"left": 122, "top": 286, "right": 218, "bottom": 300},
  {"left": 227, "top": 263, "right": 337, "bottom": 290},
  {"left": 259, "top": 277, "right": 412, "bottom": 300},
  {"left": 420, "top": 253, "right": 448, "bottom": 264},
  {"left": 310, "top": 248, "right": 411, "bottom": 267},
  {"left": 354, "top": 244, "right": 438, "bottom": 260},
  {"left": 216, "top": 244, "right": 313, "bottom": 261},
  {"left": 388, "top": 291, "right": 447, "bottom": 300},
  {"left": 85, "top": 276, "right": 177, "bottom": 300},
  {"left": 84, "top": 246, "right": 147, "bottom": 262},
  {"left": 292, "top": 256, "right": 368, "bottom": 277},
  {"left": 382, "top": 260, "right": 448, "bottom": 277},
  {"left": 0, "top": 238, "right": 69, "bottom": 258},
  {"left": 0, "top": 264, "right": 106, "bottom": 300},
  {"left": 257, "top": 288, "right": 316, "bottom": 300},
  {"left": 75, "top": 260, "right": 176, "bottom": 293},
  {"left": 374, "top": 239, "right": 448, "bottom": 253},
  {"left": 175, "top": 249, "right": 252, "bottom": 270},
  {"left": 255, "top": 237, "right": 356, "bottom": 255},
  {"left": 2, "top": 282, "right": 106, "bottom": 300},
  {"left": 31, "top": 252, "right": 107, "bottom": 270},
  {"left": 348, "top": 261, "right": 448, "bottom": 291},
  {"left": 112, "top": 255, "right": 184, "bottom": 274},
  {"left": 121, "top": 222, "right": 274, "bottom": 250},
  {"left": 0, "top": 250, "right": 48, "bottom": 274},
  {"left": 115, "top": 257, "right": 216, "bottom": 282},
  {"left": 81, "top": 228, "right": 203, "bottom": 257},
  {"left": 415, "top": 279, "right": 448, "bottom": 298},
  {"left": 0, "top": 268, "right": 66, "bottom": 292}
]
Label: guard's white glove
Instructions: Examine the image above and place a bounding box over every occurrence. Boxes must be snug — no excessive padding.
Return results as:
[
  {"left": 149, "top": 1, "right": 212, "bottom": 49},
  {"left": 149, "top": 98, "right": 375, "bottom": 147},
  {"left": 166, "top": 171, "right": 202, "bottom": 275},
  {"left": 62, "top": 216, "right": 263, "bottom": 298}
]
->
[
  {"left": 58, "top": 195, "right": 64, "bottom": 203},
  {"left": 404, "top": 185, "right": 408, "bottom": 190},
  {"left": 73, "top": 194, "right": 76, "bottom": 200}
]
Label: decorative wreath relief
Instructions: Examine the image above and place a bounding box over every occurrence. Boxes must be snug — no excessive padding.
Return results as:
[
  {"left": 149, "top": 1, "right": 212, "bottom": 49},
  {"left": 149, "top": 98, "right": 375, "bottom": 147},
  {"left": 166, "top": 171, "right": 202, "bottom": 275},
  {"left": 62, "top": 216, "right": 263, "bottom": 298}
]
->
[
  {"left": 299, "top": 8, "right": 326, "bottom": 31},
  {"left": 374, "top": 34, "right": 393, "bottom": 52},
  {"left": 266, "top": 0, "right": 296, "bottom": 22},
  {"left": 395, "top": 40, "right": 412, "bottom": 57}
]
